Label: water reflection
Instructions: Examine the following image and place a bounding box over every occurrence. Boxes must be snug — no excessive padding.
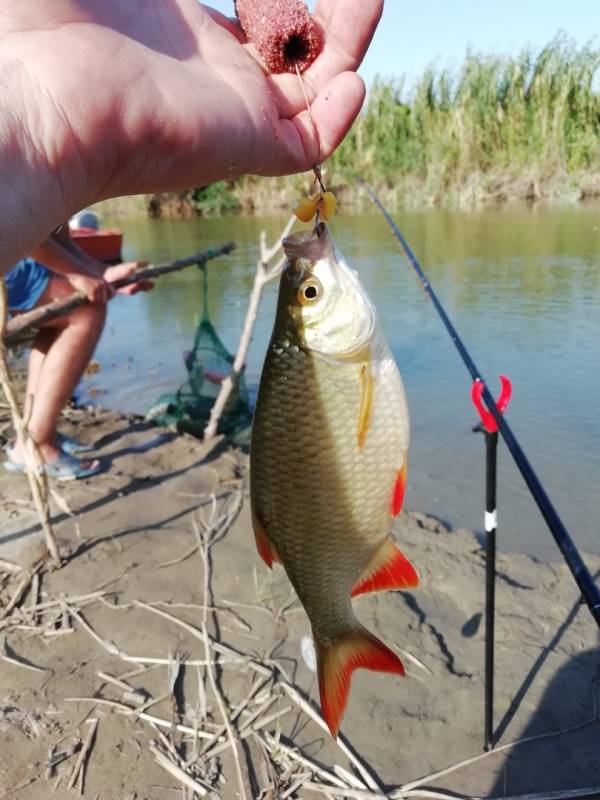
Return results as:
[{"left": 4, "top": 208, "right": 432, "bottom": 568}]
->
[{"left": 91, "top": 205, "right": 600, "bottom": 560}]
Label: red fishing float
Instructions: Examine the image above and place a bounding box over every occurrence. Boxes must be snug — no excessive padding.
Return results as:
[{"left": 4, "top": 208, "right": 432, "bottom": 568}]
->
[{"left": 235, "top": 0, "right": 322, "bottom": 74}]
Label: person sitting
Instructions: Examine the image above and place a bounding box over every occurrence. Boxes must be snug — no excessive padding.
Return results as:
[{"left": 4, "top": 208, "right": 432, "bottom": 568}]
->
[{"left": 4, "top": 223, "right": 151, "bottom": 480}]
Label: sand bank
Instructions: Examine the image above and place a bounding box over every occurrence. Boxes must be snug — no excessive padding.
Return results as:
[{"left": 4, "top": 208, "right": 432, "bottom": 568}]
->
[{"left": 1, "top": 406, "right": 599, "bottom": 798}]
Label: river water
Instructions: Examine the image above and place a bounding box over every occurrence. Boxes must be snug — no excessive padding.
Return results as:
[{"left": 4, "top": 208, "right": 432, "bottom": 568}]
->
[{"left": 91, "top": 205, "right": 600, "bottom": 561}]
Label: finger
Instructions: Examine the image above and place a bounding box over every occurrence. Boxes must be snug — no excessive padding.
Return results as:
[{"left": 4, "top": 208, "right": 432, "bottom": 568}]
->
[
  {"left": 266, "top": 0, "right": 382, "bottom": 119},
  {"left": 117, "top": 284, "right": 139, "bottom": 296},
  {"left": 260, "top": 71, "right": 365, "bottom": 175},
  {"left": 113, "top": 262, "right": 139, "bottom": 278},
  {"left": 128, "top": 263, "right": 144, "bottom": 278},
  {"left": 314, "top": 0, "right": 383, "bottom": 67},
  {"left": 201, "top": 5, "right": 246, "bottom": 43}
]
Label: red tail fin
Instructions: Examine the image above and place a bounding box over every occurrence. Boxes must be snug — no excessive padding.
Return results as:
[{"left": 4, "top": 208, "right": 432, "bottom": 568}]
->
[{"left": 317, "top": 629, "right": 405, "bottom": 737}]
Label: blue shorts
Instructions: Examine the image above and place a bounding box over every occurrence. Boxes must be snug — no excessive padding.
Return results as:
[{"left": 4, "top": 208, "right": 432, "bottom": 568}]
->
[{"left": 4, "top": 259, "right": 51, "bottom": 312}]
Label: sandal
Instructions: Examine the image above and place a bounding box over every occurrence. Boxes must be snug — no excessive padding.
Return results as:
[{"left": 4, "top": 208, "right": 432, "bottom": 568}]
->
[
  {"left": 3, "top": 448, "right": 101, "bottom": 481},
  {"left": 55, "top": 432, "right": 95, "bottom": 455}
]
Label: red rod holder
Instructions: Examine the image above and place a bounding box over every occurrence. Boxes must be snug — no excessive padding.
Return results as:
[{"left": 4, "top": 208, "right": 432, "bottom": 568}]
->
[{"left": 471, "top": 376, "right": 512, "bottom": 433}]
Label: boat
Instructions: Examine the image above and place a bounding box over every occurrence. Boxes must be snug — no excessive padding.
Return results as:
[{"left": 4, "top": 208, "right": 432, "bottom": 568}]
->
[{"left": 70, "top": 226, "right": 123, "bottom": 263}]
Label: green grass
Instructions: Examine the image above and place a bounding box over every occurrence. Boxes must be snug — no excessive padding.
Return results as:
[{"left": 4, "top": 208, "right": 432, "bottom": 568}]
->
[{"left": 325, "top": 33, "right": 600, "bottom": 206}]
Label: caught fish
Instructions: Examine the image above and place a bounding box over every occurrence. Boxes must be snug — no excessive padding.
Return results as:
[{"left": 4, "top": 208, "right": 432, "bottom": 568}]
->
[{"left": 250, "top": 223, "right": 419, "bottom": 737}]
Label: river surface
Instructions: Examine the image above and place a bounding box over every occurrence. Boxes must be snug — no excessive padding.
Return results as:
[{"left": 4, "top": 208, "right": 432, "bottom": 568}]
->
[{"left": 91, "top": 205, "right": 600, "bottom": 561}]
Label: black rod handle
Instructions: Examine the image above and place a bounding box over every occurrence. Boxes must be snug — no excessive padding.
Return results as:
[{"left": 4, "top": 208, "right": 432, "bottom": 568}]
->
[{"left": 484, "top": 431, "right": 498, "bottom": 751}]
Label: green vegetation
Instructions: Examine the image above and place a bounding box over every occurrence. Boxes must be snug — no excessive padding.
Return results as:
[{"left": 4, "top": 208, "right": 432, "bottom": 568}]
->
[
  {"left": 240, "top": 34, "right": 600, "bottom": 209},
  {"left": 326, "top": 34, "right": 600, "bottom": 206},
  {"left": 192, "top": 181, "right": 241, "bottom": 215}
]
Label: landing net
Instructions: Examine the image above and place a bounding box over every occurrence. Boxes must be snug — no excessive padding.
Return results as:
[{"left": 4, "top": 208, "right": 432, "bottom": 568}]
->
[{"left": 146, "top": 265, "right": 252, "bottom": 444}]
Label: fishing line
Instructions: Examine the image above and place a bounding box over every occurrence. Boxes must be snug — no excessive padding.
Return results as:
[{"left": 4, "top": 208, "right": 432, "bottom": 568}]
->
[
  {"left": 294, "top": 63, "right": 327, "bottom": 229},
  {"left": 360, "top": 179, "right": 600, "bottom": 630}
]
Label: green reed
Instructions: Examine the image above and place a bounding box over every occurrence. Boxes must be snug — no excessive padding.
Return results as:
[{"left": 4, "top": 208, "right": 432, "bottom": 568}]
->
[{"left": 327, "top": 34, "right": 600, "bottom": 205}]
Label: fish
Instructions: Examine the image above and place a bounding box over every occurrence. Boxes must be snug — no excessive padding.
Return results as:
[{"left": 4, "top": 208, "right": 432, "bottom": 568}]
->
[{"left": 250, "top": 223, "right": 419, "bottom": 737}]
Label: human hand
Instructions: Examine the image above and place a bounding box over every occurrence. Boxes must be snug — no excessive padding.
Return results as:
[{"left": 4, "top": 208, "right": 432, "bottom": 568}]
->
[
  {"left": 67, "top": 272, "right": 114, "bottom": 304},
  {"left": 0, "top": 0, "right": 382, "bottom": 268},
  {"left": 104, "top": 262, "right": 154, "bottom": 296}
]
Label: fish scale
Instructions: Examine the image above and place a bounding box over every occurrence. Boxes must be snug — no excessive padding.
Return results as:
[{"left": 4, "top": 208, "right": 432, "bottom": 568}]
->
[{"left": 250, "top": 223, "right": 419, "bottom": 735}]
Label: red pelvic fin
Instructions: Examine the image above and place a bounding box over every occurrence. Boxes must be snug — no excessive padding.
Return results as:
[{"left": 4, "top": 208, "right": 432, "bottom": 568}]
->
[
  {"left": 317, "top": 628, "right": 405, "bottom": 737},
  {"left": 252, "top": 513, "right": 280, "bottom": 569},
  {"left": 391, "top": 463, "right": 407, "bottom": 517},
  {"left": 351, "top": 539, "right": 419, "bottom": 597}
]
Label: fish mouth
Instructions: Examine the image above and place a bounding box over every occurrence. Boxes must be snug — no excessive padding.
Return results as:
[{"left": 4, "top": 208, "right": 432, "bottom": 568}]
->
[{"left": 283, "top": 222, "right": 334, "bottom": 263}]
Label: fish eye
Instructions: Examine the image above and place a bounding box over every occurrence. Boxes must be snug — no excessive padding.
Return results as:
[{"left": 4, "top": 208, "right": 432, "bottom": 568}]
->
[{"left": 298, "top": 278, "right": 322, "bottom": 305}]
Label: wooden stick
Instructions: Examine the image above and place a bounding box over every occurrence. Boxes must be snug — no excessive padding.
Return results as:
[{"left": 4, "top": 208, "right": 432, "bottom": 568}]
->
[
  {"left": 203, "top": 218, "right": 293, "bottom": 439},
  {"left": 203, "top": 705, "right": 291, "bottom": 760},
  {"left": 67, "top": 718, "right": 98, "bottom": 791},
  {"left": 3, "top": 591, "right": 107, "bottom": 620},
  {"left": 0, "top": 282, "right": 60, "bottom": 564},
  {"left": 259, "top": 731, "right": 349, "bottom": 790},
  {"left": 1, "top": 561, "right": 45, "bottom": 620},
  {"left": 149, "top": 742, "right": 209, "bottom": 797},
  {"left": 278, "top": 681, "right": 383, "bottom": 793},
  {"left": 200, "top": 674, "right": 272, "bottom": 753},
  {"left": 4, "top": 242, "right": 235, "bottom": 341},
  {"left": 68, "top": 605, "right": 244, "bottom": 668},
  {"left": 64, "top": 697, "right": 219, "bottom": 740},
  {"left": 198, "top": 521, "right": 250, "bottom": 800},
  {"left": 0, "top": 559, "right": 23, "bottom": 575}
]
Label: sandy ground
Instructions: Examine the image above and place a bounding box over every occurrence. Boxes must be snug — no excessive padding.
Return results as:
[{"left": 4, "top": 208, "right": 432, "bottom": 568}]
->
[{"left": 1, "top": 404, "right": 599, "bottom": 799}]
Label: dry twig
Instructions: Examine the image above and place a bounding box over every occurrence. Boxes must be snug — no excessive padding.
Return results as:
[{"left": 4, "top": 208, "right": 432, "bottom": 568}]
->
[
  {"left": 67, "top": 718, "right": 98, "bottom": 792},
  {"left": 0, "top": 558, "right": 23, "bottom": 575},
  {"left": 1, "top": 561, "right": 45, "bottom": 620},
  {"left": 64, "top": 697, "right": 219, "bottom": 740},
  {"left": 203, "top": 217, "right": 295, "bottom": 439},
  {"left": 0, "top": 280, "right": 60, "bottom": 564},
  {"left": 149, "top": 741, "right": 210, "bottom": 797},
  {"left": 197, "top": 507, "right": 250, "bottom": 800}
]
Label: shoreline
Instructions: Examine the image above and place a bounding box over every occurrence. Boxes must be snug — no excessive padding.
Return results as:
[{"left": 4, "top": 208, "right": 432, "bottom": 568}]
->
[{"left": 92, "top": 172, "right": 600, "bottom": 221}]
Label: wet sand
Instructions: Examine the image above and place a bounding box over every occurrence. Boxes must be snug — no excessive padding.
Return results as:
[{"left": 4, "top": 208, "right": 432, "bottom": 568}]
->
[{"left": 1, "top": 405, "right": 599, "bottom": 799}]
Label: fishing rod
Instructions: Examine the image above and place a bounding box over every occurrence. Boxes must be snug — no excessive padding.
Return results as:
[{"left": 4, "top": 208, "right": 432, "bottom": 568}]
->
[
  {"left": 3, "top": 242, "right": 236, "bottom": 342},
  {"left": 360, "top": 179, "right": 600, "bottom": 630}
]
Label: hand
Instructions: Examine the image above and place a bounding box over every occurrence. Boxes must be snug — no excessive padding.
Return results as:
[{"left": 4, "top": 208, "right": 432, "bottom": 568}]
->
[
  {"left": 0, "top": 1, "right": 382, "bottom": 269},
  {"left": 104, "top": 262, "right": 154, "bottom": 296},
  {"left": 67, "top": 272, "right": 114, "bottom": 304}
]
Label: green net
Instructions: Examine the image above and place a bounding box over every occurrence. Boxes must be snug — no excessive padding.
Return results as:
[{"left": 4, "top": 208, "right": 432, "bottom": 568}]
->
[{"left": 147, "top": 265, "right": 252, "bottom": 444}]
